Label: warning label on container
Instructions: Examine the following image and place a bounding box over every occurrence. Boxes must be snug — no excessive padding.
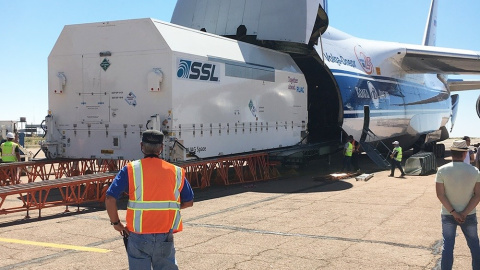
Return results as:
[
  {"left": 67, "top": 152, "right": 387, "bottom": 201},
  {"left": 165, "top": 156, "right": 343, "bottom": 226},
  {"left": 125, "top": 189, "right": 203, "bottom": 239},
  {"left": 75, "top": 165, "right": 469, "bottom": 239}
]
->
[{"left": 125, "top": 92, "right": 137, "bottom": 107}]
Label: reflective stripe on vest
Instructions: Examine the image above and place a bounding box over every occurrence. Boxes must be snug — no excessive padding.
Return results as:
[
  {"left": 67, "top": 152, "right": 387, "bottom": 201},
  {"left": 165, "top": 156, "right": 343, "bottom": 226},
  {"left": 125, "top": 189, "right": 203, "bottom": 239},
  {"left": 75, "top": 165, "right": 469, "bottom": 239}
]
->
[
  {"left": 1, "top": 141, "right": 18, "bottom": 162},
  {"left": 345, "top": 142, "right": 353, "bottom": 157},
  {"left": 394, "top": 146, "right": 403, "bottom": 161},
  {"left": 128, "top": 201, "right": 181, "bottom": 210},
  {"left": 171, "top": 165, "right": 183, "bottom": 230},
  {"left": 127, "top": 160, "right": 183, "bottom": 233}
]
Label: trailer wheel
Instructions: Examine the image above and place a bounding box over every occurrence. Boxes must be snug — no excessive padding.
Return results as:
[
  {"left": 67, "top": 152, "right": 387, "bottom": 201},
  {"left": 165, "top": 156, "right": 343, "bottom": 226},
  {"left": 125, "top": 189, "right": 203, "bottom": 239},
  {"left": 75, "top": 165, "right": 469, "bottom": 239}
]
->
[{"left": 45, "top": 151, "right": 57, "bottom": 160}]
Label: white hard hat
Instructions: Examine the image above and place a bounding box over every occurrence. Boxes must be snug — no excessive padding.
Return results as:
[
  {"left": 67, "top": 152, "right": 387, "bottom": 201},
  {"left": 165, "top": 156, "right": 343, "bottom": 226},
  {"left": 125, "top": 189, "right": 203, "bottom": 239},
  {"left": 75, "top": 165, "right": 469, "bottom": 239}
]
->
[
  {"left": 6, "top": 132, "right": 15, "bottom": 139},
  {"left": 392, "top": 141, "right": 399, "bottom": 145}
]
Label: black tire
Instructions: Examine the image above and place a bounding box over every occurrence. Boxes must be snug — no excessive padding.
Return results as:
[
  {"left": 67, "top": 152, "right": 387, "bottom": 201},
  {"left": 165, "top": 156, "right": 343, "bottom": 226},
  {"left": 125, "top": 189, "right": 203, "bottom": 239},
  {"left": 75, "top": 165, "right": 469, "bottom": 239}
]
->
[
  {"left": 433, "top": 144, "right": 445, "bottom": 158},
  {"left": 439, "top": 144, "right": 445, "bottom": 158},
  {"left": 425, "top": 142, "right": 434, "bottom": 153},
  {"left": 413, "top": 145, "right": 421, "bottom": 154}
]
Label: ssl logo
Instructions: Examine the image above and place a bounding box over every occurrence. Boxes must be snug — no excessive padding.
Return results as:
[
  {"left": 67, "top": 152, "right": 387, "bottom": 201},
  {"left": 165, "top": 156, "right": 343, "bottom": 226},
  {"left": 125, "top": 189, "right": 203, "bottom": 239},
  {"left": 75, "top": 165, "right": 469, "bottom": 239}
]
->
[{"left": 177, "top": 59, "right": 220, "bottom": 82}]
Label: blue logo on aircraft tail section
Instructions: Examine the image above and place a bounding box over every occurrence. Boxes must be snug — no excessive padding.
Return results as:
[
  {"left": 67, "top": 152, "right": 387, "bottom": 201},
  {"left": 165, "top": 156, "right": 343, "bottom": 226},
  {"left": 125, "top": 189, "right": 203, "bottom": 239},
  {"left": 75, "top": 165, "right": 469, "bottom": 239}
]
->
[{"left": 177, "top": 59, "right": 220, "bottom": 82}]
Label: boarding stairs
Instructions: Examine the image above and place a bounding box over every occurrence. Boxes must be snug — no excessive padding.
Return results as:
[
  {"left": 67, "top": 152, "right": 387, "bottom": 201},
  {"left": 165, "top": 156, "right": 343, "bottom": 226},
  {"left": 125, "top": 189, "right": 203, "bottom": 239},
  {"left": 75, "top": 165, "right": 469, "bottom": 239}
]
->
[{"left": 359, "top": 128, "right": 391, "bottom": 169}]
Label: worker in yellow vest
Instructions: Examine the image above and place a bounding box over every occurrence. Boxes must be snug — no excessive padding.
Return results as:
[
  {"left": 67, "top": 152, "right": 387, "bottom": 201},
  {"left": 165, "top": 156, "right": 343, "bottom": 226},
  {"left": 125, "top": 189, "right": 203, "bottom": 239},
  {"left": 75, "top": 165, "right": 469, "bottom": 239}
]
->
[
  {"left": 389, "top": 141, "right": 406, "bottom": 177},
  {"left": 342, "top": 135, "right": 354, "bottom": 172},
  {"left": 105, "top": 130, "right": 194, "bottom": 269},
  {"left": 0, "top": 132, "right": 21, "bottom": 163},
  {"left": 351, "top": 137, "right": 361, "bottom": 172}
]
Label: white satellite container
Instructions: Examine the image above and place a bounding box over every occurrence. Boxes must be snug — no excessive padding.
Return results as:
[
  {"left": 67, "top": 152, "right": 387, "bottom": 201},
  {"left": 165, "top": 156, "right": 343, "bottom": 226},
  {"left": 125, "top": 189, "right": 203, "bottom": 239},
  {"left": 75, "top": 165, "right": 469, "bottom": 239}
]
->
[{"left": 44, "top": 18, "right": 308, "bottom": 161}]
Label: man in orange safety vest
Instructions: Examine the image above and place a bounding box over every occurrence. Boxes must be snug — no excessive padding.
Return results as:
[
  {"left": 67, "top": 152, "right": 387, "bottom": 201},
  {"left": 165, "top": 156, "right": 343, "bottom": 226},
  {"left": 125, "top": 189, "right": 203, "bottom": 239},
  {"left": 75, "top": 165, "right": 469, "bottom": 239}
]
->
[{"left": 105, "top": 129, "right": 194, "bottom": 270}]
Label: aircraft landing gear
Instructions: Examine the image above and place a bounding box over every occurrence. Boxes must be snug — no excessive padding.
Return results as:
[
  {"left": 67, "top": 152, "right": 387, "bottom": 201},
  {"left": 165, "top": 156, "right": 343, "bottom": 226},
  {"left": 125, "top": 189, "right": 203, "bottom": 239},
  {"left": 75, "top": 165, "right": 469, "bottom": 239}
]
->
[
  {"left": 432, "top": 143, "right": 445, "bottom": 158},
  {"left": 421, "top": 141, "right": 445, "bottom": 158}
]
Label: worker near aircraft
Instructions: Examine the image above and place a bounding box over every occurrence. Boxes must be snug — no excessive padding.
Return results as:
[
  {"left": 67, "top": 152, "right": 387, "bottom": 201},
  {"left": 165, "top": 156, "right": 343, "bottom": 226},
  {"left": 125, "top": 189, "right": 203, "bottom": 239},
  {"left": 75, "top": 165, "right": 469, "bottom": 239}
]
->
[
  {"left": 389, "top": 141, "right": 405, "bottom": 177},
  {"left": 435, "top": 139, "right": 480, "bottom": 269},
  {"left": 463, "top": 136, "right": 475, "bottom": 165},
  {"left": 342, "top": 135, "right": 354, "bottom": 172},
  {"left": 476, "top": 150, "right": 480, "bottom": 170},
  {"left": 0, "top": 132, "right": 21, "bottom": 163},
  {"left": 105, "top": 129, "right": 194, "bottom": 270},
  {"left": 351, "top": 136, "right": 361, "bottom": 172}
]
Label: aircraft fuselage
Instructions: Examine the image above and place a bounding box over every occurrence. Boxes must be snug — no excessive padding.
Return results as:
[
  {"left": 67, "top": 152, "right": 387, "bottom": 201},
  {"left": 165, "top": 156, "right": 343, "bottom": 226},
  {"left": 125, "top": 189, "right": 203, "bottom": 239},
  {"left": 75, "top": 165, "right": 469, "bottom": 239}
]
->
[{"left": 319, "top": 27, "right": 451, "bottom": 147}]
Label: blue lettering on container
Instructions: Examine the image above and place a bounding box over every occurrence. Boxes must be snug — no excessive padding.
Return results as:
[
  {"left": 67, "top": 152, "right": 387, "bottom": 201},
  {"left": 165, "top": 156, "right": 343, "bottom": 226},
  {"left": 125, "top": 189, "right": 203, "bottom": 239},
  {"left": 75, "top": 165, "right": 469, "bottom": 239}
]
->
[{"left": 177, "top": 59, "right": 219, "bottom": 82}]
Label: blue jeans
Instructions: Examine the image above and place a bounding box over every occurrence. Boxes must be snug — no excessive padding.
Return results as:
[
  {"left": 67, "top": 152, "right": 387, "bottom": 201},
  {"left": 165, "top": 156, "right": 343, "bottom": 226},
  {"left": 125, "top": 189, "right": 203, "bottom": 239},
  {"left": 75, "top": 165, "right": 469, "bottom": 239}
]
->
[
  {"left": 441, "top": 214, "right": 480, "bottom": 270},
  {"left": 127, "top": 232, "right": 178, "bottom": 270}
]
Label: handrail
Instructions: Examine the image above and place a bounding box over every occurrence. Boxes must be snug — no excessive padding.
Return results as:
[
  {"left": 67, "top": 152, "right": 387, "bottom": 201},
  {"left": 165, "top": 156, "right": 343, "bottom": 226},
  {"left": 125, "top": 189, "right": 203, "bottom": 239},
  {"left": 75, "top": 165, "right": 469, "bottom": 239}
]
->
[{"left": 361, "top": 128, "right": 392, "bottom": 159}]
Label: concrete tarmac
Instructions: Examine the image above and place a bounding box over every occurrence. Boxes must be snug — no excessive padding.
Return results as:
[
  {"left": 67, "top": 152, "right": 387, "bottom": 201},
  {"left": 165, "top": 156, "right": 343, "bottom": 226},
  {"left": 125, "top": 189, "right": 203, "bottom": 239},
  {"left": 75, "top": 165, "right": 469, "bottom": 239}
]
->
[{"left": 0, "top": 141, "right": 477, "bottom": 269}]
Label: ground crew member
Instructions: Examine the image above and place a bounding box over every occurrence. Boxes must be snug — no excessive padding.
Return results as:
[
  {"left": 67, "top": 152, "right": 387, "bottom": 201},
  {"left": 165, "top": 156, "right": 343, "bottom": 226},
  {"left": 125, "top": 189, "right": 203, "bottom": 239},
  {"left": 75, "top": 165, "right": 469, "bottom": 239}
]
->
[
  {"left": 462, "top": 136, "right": 475, "bottom": 165},
  {"left": 0, "top": 132, "right": 21, "bottom": 162},
  {"left": 351, "top": 136, "right": 361, "bottom": 172},
  {"left": 389, "top": 141, "right": 405, "bottom": 177},
  {"left": 105, "top": 129, "right": 194, "bottom": 270},
  {"left": 342, "top": 135, "right": 354, "bottom": 172}
]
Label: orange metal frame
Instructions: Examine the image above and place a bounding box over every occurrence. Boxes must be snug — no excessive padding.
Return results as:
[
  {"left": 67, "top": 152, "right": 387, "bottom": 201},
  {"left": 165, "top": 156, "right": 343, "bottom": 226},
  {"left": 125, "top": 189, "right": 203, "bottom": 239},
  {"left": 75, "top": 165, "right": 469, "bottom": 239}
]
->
[
  {"left": 0, "top": 152, "right": 279, "bottom": 217},
  {"left": 0, "top": 159, "right": 130, "bottom": 186},
  {"left": 0, "top": 173, "right": 115, "bottom": 218},
  {"left": 181, "top": 152, "right": 279, "bottom": 188}
]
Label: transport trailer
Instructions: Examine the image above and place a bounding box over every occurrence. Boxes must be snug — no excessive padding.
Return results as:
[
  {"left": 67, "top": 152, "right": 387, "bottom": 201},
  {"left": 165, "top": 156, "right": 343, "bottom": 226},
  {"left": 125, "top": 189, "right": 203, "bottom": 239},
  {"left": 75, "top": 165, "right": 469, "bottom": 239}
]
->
[{"left": 42, "top": 18, "right": 309, "bottom": 161}]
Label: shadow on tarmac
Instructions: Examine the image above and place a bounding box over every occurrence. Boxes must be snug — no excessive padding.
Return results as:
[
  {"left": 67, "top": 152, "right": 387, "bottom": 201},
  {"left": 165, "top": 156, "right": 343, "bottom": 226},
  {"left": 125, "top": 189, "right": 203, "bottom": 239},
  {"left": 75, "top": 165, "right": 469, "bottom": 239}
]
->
[
  {"left": 0, "top": 203, "right": 104, "bottom": 228},
  {"left": 192, "top": 152, "right": 361, "bottom": 202}
]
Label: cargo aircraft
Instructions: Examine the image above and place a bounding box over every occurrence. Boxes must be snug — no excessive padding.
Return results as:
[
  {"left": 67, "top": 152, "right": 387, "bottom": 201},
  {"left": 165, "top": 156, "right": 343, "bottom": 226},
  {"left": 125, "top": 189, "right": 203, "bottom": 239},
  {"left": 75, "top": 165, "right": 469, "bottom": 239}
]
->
[
  {"left": 171, "top": 0, "right": 480, "bottom": 155},
  {"left": 42, "top": 0, "right": 480, "bottom": 162}
]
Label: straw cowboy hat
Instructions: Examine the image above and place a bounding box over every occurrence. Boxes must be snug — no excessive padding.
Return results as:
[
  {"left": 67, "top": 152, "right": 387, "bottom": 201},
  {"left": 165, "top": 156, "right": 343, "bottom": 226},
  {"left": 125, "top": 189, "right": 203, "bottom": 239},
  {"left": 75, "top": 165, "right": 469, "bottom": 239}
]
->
[{"left": 450, "top": 140, "right": 469, "bottom": 151}]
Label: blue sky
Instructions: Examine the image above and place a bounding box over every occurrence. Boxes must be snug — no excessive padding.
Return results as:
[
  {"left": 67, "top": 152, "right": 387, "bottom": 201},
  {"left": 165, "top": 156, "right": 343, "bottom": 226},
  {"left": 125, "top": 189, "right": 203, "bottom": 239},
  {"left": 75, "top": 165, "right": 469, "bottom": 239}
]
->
[{"left": 1, "top": 0, "right": 479, "bottom": 137}]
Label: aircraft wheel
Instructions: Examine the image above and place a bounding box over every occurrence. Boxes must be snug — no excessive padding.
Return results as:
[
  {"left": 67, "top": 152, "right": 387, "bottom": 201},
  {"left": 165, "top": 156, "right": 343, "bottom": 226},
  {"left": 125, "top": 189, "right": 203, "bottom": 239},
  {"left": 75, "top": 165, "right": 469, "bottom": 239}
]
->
[
  {"left": 430, "top": 144, "right": 436, "bottom": 156},
  {"left": 425, "top": 142, "right": 434, "bottom": 153},
  {"left": 439, "top": 144, "right": 445, "bottom": 158},
  {"left": 433, "top": 144, "right": 439, "bottom": 158},
  {"left": 433, "top": 144, "right": 445, "bottom": 158}
]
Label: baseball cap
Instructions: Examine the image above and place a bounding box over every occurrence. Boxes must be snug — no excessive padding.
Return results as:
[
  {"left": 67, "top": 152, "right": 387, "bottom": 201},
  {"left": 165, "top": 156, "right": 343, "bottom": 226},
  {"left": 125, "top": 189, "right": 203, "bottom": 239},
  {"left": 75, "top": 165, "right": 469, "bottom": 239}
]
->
[{"left": 142, "top": 130, "right": 164, "bottom": 144}]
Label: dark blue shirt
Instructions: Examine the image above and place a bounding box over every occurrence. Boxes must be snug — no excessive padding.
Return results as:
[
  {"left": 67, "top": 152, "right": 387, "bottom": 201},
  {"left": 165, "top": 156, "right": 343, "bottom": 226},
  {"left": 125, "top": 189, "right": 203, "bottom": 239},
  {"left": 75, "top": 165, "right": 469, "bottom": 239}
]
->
[{"left": 106, "top": 163, "right": 194, "bottom": 202}]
